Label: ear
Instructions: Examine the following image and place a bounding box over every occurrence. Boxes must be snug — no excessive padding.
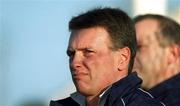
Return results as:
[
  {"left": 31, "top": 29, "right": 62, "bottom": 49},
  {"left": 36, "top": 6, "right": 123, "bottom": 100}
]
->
[
  {"left": 168, "top": 44, "right": 180, "bottom": 64},
  {"left": 117, "top": 47, "right": 131, "bottom": 71}
]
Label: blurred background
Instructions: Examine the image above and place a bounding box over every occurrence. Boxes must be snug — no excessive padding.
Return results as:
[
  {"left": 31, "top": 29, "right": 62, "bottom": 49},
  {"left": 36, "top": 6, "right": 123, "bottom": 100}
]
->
[{"left": 0, "top": 0, "right": 179, "bottom": 106}]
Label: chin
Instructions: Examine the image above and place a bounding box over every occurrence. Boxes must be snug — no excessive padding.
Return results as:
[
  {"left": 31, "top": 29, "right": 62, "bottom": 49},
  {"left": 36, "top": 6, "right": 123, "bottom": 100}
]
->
[
  {"left": 76, "top": 84, "right": 91, "bottom": 94},
  {"left": 77, "top": 88, "right": 93, "bottom": 96}
]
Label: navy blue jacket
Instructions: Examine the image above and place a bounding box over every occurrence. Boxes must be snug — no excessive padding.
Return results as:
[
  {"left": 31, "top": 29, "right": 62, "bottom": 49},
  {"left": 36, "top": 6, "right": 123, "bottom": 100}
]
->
[
  {"left": 148, "top": 73, "right": 180, "bottom": 106},
  {"left": 50, "top": 73, "right": 164, "bottom": 106}
]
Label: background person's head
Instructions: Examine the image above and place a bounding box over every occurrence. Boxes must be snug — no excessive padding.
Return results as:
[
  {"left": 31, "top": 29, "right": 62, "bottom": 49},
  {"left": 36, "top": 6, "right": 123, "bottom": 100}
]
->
[
  {"left": 67, "top": 8, "right": 137, "bottom": 98},
  {"left": 133, "top": 14, "right": 180, "bottom": 89}
]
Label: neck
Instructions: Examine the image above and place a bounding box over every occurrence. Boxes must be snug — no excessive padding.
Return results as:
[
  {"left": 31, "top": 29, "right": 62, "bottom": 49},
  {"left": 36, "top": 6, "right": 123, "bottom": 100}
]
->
[
  {"left": 85, "top": 84, "right": 112, "bottom": 106},
  {"left": 165, "top": 60, "right": 180, "bottom": 79},
  {"left": 144, "top": 63, "right": 180, "bottom": 90},
  {"left": 86, "top": 96, "right": 99, "bottom": 106}
]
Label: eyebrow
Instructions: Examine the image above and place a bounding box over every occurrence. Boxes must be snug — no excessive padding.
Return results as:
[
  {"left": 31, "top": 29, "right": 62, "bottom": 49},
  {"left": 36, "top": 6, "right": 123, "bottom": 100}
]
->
[
  {"left": 67, "top": 45, "right": 94, "bottom": 50},
  {"left": 67, "top": 47, "right": 95, "bottom": 53}
]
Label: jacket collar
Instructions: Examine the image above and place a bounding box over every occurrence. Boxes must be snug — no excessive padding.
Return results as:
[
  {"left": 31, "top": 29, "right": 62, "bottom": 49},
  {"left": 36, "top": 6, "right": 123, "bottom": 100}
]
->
[
  {"left": 70, "top": 72, "right": 142, "bottom": 106},
  {"left": 106, "top": 72, "right": 142, "bottom": 105},
  {"left": 70, "top": 86, "right": 111, "bottom": 106}
]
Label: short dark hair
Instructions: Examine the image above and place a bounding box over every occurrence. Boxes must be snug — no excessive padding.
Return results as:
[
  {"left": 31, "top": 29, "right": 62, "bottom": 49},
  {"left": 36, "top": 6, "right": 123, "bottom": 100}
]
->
[
  {"left": 69, "top": 7, "right": 137, "bottom": 74},
  {"left": 134, "top": 14, "right": 180, "bottom": 47}
]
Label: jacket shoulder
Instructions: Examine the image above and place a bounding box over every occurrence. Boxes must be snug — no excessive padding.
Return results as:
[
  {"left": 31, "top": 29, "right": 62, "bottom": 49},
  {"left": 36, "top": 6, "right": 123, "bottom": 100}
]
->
[{"left": 50, "top": 97, "right": 79, "bottom": 106}]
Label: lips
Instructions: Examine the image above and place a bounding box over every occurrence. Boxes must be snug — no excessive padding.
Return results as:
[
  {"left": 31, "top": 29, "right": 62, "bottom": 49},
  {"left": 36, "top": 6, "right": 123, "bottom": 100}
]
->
[
  {"left": 72, "top": 72, "right": 88, "bottom": 80},
  {"left": 133, "top": 60, "right": 141, "bottom": 71}
]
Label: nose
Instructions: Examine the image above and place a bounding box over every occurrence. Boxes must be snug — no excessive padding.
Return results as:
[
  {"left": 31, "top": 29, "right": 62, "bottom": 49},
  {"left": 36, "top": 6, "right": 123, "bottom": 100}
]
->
[
  {"left": 133, "top": 51, "right": 140, "bottom": 71},
  {"left": 69, "top": 52, "right": 82, "bottom": 70}
]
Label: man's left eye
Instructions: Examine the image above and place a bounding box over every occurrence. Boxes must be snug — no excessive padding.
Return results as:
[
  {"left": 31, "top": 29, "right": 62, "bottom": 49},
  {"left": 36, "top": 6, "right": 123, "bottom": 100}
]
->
[
  {"left": 83, "top": 49, "right": 94, "bottom": 56},
  {"left": 85, "top": 49, "right": 93, "bottom": 53}
]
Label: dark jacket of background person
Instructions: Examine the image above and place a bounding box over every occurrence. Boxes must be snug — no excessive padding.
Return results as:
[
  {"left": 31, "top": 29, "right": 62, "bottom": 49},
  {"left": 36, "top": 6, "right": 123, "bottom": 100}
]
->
[{"left": 149, "top": 73, "right": 180, "bottom": 106}]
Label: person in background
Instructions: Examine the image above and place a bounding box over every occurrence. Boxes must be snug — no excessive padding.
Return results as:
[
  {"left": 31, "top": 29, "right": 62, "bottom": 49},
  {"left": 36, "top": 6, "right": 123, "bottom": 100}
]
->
[
  {"left": 50, "top": 8, "right": 164, "bottom": 106},
  {"left": 133, "top": 14, "right": 180, "bottom": 106}
]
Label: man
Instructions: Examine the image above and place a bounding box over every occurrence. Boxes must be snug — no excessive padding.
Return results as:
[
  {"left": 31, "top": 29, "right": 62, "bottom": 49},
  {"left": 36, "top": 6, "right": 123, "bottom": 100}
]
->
[
  {"left": 133, "top": 14, "right": 180, "bottom": 106},
  {"left": 50, "top": 8, "right": 164, "bottom": 106}
]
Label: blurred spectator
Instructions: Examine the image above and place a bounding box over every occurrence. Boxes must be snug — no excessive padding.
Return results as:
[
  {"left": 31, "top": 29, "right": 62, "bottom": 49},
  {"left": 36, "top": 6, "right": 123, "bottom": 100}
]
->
[{"left": 133, "top": 14, "right": 180, "bottom": 105}]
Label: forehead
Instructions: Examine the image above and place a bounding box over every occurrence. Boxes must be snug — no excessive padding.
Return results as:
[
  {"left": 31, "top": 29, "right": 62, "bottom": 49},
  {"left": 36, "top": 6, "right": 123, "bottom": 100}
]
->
[
  {"left": 68, "top": 27, "right": 111, "bottom": 49},
  {"left": 135, "top": 19, "right": 160, "bottom": 44}
]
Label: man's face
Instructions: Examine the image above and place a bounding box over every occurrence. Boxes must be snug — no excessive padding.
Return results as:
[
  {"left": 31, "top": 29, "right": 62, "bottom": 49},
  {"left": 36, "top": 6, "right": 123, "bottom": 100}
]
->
[
  {"left": 67, "top": 27, "right": 120, "bottom": 96},
  {"left": 134, "top": 19, "right": 168, "bottom": 89}
]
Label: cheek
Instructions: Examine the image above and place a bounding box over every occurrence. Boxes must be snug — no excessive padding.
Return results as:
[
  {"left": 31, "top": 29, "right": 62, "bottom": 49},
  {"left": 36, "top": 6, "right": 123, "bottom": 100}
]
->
[
  {"left": 140, "top": 51, "right": 164, "bottom": 73},
  {"left": 136, "top": 52, "right": 154, "bottom": 74},
  {"left": 85, "top": 51, "right": 115, "bottom": 67},
  {"left": 140, "top": 47, "right": 157, "bottom": 63},
  {"left": 84, "top": 54, "right": 115, "bottom": 77},
  {"left": 138, "top": 52, "right": 150, "bottom": 65}
]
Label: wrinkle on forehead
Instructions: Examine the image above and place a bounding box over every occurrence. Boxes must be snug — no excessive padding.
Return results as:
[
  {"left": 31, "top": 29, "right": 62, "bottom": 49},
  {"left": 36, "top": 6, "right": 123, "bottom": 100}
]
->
[{"left": 68, "top": 27, "right": 112, "bottom": 50}]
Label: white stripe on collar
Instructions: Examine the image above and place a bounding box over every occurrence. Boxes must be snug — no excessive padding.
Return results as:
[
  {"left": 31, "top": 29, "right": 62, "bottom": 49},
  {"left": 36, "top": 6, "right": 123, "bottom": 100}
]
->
[{"left": 70, "top": 86, "right": 111, "bottom": 106}]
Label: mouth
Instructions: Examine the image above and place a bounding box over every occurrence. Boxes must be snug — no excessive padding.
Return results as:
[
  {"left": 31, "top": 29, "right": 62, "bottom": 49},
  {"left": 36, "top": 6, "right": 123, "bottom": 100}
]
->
[
  {"left": 133, "top": 64, "right": 138, "bottom": 70},
  {"left": 133, "top": 62, "right": 141, "bottom": 71},
  {"left": 72, "top": 72, "right": 88, "bottom": 80},
  {"left": 133, "top": 66, "right": 139, "bottom": 72}
]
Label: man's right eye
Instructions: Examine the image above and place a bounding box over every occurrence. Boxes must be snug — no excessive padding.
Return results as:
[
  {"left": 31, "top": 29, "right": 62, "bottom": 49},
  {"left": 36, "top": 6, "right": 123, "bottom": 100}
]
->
[
  {"left": 137, "top": 44, "right": 148, "bottom": 51},
  {"left": 66, "top": 50, "right": 75, "bottom": 57},
  {"left": 137, "top": 45, "right": 142, "bottom": 50}
]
